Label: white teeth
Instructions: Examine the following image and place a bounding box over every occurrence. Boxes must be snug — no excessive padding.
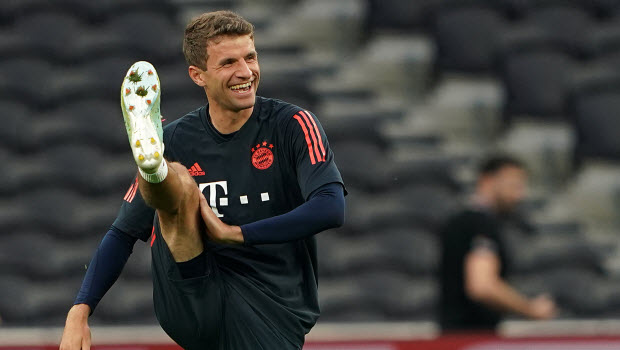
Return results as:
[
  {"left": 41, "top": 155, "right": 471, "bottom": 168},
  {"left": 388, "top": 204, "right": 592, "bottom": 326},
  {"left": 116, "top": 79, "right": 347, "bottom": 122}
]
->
[{"left": 230, "top": 82, "right": 252, "bottom": 90}]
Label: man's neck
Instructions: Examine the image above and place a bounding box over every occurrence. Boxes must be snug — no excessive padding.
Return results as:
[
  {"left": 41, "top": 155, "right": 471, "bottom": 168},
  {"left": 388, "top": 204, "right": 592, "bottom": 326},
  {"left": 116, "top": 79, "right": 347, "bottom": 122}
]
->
[{"left": 208, "top": 103, "right": 254, "bottom": 135}]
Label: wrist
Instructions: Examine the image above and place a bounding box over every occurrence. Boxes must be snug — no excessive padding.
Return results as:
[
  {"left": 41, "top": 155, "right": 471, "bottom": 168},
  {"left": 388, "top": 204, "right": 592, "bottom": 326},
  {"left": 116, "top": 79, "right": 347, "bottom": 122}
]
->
[
  {"left": 229, "top": 225, "right": 244, "bottom": 244},
  {"left": 68, "top": 304, "right": 91, "bottom": 321}
]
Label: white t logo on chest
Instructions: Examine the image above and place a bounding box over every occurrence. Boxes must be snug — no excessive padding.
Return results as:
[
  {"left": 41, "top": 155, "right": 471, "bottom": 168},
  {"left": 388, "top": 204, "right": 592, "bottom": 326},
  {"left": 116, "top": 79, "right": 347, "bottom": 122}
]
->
[{"left": 199, "top": 181, "right": 269, "bottom": 218}]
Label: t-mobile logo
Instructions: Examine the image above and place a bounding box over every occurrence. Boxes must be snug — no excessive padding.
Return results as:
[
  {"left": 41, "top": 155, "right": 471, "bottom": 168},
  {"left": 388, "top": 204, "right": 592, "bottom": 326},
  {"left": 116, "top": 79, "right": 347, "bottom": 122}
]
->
[{"left": 199, "top": 181, "right": 269, "bottom": 218}]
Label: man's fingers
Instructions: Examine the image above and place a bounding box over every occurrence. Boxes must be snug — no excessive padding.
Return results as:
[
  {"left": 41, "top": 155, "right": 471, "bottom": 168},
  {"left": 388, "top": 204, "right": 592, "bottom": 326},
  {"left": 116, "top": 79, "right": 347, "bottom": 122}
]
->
[{"left": 82, "top": 332, "right": 91, "bottom": 350}]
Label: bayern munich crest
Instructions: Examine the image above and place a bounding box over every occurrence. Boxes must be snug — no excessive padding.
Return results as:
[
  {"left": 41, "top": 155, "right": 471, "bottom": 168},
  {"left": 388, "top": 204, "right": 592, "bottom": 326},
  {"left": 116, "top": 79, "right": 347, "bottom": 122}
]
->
[{"left": 251, "top": 141, "right": 274, "bottom": 170}]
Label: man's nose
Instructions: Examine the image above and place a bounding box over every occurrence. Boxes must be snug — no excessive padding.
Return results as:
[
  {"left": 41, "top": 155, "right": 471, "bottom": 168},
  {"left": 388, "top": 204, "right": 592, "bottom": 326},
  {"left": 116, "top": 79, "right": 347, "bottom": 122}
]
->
[{"left": 236, "top": 60, "right": 252, "bottom": 78}]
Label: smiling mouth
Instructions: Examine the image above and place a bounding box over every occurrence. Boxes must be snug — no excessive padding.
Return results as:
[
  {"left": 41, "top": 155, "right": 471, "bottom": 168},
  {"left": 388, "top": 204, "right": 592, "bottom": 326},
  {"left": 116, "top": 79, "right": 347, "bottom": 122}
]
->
[{"left": 230, "top": 81, "right": 252, "bottom": 93}]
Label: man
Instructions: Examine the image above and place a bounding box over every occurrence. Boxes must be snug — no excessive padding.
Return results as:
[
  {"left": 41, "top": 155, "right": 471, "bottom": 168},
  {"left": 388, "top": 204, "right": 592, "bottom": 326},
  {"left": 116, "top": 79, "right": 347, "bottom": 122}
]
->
[
  {"left": 60, "top": 11, "right": 345, "bottom": 350},
  {"left": 439, "top": 156, "right": 556, "bottom": 332}
]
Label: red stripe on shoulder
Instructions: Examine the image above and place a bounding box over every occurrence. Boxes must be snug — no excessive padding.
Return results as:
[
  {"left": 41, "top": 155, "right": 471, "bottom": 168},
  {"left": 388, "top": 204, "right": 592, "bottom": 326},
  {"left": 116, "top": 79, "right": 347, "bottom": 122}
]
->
[
  {"left": 303, "top": 110, "right": 326, "bottom": 161},
  {"left": 298, "top": 110, "right": 323, "bottom": 162},
  {"left": 293, "top": 114, "right": 316, "bottom": 165}
]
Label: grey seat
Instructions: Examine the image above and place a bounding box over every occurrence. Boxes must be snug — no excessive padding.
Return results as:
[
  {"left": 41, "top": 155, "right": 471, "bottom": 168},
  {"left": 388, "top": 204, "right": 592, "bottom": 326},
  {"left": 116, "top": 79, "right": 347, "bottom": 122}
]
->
[
  {"left": 366, "top": 0, "right": 440, "bottom": 32},
  {"left": 329, "top": 141, "right": 391, "bottom": 192},
  {"left": 318, "top": 228, "right": 438, "bottom": 278},
  {"left": 93, "top": 11, "right": 182, "bottom": 63},
  {"left": 14, "top": 189, "right": 120, "bottom": 238},
  {"left": 524, "top": 5, "right": 594, "bottom": 56},
  {"left": 500, "top": 40, "right": 579, "bottom": 118},
  {"left": 0, "top": 58, "right": 55, "bottom": 108},
  {"left": 12, "top": 12, "right": 89, "bottom": 63},
  {"left": 96, "top": 281, "right": 156, "bottom": 323},
  {"left": 0, "top": 100, "right": 29, "bottom": 154},
  {"left": 34, "top": 98, "right": 127, "bottom": 153},
  {"left": 433, "top": 5, "right": 508, "bottom": 72},
  {"left": 569, "top": 70, "right": 620, "bottom": 160},
  {"left": 0, "top": 275, "right": 80, "bottom": 325}
]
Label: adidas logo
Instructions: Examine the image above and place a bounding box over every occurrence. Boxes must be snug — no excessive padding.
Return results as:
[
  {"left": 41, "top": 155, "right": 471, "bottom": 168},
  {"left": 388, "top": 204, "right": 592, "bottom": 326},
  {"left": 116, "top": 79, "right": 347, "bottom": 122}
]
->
[{"left": 188, "top": 162, "right": 205, "bottom": 176}]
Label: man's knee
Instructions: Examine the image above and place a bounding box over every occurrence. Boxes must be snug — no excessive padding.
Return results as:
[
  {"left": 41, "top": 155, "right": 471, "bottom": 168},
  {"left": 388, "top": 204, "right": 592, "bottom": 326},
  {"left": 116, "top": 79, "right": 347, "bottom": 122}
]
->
[
  {"left": 168, "top": 161, "right": 200, "bottom": 204},
  {"left": 169, "top": 161, "right": 191, "bottom": 180}
]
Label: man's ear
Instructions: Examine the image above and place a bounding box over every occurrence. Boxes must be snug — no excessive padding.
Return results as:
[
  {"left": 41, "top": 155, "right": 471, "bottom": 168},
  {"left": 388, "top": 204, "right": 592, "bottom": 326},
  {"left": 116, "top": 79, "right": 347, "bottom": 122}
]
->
[{"left": 188, "top": 65, "right": 207, "bottom": 87}]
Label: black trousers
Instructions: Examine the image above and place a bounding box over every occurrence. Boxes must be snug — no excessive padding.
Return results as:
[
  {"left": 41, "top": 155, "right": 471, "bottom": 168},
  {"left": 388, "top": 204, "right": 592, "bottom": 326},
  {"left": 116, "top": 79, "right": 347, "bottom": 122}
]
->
[{"left": 150, "top": 225, "right": 301, "bottom": 350}]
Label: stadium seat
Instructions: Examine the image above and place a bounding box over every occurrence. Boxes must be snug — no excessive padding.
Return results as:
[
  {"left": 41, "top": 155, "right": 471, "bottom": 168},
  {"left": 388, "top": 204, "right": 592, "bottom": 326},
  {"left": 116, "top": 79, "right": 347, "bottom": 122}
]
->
[
  {"left": 502, "top": 224, "right": 606, "bottom": 274},
  {"left": 0, "top": 58, "right": 56, "bottom": 108},
  {"left": 90, "top": 11, "right": 183, "bottom": 63},
  {"left": 318, "top": 276, "right": 385, "bottom": 321},
  {"left": 121, "top": 242, "right": 152, "bottom": 280},
  {"left": 569, "top": 69, "right": 620, "bottom": 160},
  {"left": 426, "top": 76, "right": 504, "bottom": 144},
  {"left": 11, "top": 11, "right": 90, "bottom": 63},
  {"left": 0, "top": 232, "right": 96, "bottom": 280},
  {"left": 345, "top": 184, "right": 459, "bottom": 233},
  {"left": 0, "top": 275, "right": 81, "bottom": 325},
  {"left": 334, "top": 34, "right": 434, "bottom": 100},
  {"left": 318, "top": 228, "right": 438, "bottom": 277},
  {"left": 388, "top": 153, "right": 462, "bottom": 191},
  {"left": 163, "top": 96, "right": 208, "bottom": 123},
  {"left": 256, "top": 54, "right": 319, "bottom": 110},
  {"left": 433, "top": 5, "right": 508, "bottom": 72},
  {"left": 328, "top": 141, "right": 392, "bottom": 192},
  {"left": 499, "top": 39, "right": 579, "bottom": 118},
  {"left": 15, "top": 189, "right": 120, "bottom": 238},
  {"left": 156, "top": 61, "right": 205, "bottom": 101},
  {"left": 270, "top": 0, "right": 367, "bottom": 52},
  {"left": 499, "top": 120, "right": 575, "bottom": 188},
  {"left": 9, "top": 144, "right": 135, "bottom": 196},
  {"left": 523, "top": 5, "right": 595, "bottom": 56},
  {"left": 356, "top": 271, "right": 438, "bottom": 320},
  {"left": 35, "top": 98, "right": 128, "bottom": 153},
  {"left": 366, "top": 0, "right": 440, "bottom": 33},
  {"left": 96, "top": 281, "right": 156, "bottom": 323},
  {"left": 0, "top": 100, "right": 28, "bottom": 154}
]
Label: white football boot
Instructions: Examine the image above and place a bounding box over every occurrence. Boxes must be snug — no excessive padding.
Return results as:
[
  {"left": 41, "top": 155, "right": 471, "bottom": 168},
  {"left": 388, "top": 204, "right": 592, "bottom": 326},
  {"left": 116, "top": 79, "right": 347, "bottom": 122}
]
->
[{"left": 120, "top": 61, "right": 167, "bottom": 182}]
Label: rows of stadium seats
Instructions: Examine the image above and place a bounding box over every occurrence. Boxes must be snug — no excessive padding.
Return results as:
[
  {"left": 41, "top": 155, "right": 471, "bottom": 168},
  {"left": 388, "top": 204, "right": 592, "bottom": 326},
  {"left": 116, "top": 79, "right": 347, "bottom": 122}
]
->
[{"left": 1, "top": 0, "right": 619, "bottom": 326}]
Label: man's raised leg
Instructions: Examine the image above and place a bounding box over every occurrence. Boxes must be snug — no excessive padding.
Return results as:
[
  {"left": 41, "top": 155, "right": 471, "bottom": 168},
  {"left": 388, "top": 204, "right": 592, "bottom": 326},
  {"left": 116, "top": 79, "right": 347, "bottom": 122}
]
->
[{"left": 121, "top": 61, "right": 203, "bottom": 262}]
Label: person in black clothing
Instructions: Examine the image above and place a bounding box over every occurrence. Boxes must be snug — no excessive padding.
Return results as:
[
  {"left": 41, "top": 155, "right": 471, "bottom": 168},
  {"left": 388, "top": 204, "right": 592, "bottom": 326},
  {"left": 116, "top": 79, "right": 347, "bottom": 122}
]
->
[
  {"left": 60, "top": 11, "right": 345, "bottom": 350},
  {"left": 439, "top": 156, "right": 556, "bottom": 332}
]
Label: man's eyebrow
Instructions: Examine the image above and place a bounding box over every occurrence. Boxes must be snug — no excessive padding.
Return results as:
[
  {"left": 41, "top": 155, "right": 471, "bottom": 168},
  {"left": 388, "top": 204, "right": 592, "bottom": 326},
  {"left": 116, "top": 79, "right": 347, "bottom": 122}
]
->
[{"left": 217, "top": 57, "right": 236, "bottom": 65}]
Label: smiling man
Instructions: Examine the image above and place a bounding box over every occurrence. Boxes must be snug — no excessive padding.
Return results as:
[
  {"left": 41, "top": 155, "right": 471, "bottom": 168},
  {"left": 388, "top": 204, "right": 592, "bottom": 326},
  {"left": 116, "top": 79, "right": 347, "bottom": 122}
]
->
[{"left": 60, "top": 11, "right": 345, "bottom": 350}]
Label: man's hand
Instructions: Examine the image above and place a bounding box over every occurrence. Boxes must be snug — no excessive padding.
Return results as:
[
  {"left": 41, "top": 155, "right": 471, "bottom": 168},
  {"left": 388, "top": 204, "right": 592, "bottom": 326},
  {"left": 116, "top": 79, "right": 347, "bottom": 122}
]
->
[
  {"left": 198, "top": 189, "right": 244, "bottom": 244},
  {"left": 59, "top": 304, "right": 91, "bottom": 350},
  {"left": 528, "top": 294, "right": 557, "bottom": 320}
]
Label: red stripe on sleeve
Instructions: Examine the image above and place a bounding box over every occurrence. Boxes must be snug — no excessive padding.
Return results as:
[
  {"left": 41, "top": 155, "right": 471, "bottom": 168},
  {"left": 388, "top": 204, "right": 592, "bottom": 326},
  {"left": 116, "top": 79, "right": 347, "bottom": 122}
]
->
[
  {"left": 293, "top": 114, "right": 316, "bottom": 165},
  {"left": 303, "top": 110, "right": 326, "bottom": 161},
  {"left": 127, "top": 178, "right": 139, "bottom": 202},
  {"left": 123, "top": 182, "right": 134, "bottom": 201},
  {"left": 298, "top": 110, "right": 323, "bottom": 163},
  {"left": 124, "top": 178, "right": 138, "bottom": 202},
  {"left": 150, "top": 226, "right": 156, "bottom": 247}
]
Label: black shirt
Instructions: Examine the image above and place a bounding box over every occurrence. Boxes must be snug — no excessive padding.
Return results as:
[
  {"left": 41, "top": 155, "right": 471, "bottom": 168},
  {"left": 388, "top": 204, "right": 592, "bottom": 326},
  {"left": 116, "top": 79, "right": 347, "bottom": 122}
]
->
[
  {"left": 439, "top": 208, "right": 508, "bottom": 331},
  {"left": 113, "top": 96, "right": 344, "bottom": 345}
]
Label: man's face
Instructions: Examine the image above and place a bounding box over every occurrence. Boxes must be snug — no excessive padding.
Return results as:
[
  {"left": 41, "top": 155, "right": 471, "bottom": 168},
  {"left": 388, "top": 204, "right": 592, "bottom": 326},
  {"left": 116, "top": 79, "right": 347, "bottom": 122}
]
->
[
  {"left": 491, "top": 166, "right": 528, "bottom": 213},
  {"left": 201, "top": 34, "right": 260, "bottom": 112}
]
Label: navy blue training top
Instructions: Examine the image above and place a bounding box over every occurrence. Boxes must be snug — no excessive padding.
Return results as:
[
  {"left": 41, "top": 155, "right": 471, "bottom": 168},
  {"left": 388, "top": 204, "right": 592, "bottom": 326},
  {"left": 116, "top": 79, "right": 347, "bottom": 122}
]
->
[{"left": 110, "top": 96, "right": 345, "bottom": 346}]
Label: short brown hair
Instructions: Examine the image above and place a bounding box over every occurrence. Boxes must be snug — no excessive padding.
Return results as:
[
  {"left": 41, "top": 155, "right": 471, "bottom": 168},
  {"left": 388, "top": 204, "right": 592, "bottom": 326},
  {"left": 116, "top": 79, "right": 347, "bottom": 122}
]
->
[{"left": 183, "top": 11, "right": 254, "bottom": 70}]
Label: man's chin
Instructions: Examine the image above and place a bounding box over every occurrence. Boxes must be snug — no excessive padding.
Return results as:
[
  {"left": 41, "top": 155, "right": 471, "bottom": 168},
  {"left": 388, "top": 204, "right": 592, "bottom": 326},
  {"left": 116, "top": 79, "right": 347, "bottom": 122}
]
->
[{"left": 232, "top": 97, "right": 256, "bottom": 111}]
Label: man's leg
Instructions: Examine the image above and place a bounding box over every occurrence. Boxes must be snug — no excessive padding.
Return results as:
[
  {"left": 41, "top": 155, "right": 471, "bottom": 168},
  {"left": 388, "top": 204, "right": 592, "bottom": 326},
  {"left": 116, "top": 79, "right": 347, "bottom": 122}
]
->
[{"left": 121, "top": 61, "right": 203, "bottom": 262}]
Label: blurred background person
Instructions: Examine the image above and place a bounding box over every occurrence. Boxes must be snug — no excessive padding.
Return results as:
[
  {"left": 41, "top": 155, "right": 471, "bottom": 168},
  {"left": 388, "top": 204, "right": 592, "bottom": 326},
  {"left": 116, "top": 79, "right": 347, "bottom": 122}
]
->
[{"left": 439, "top": 156, "right": 557, "bottom": 332}]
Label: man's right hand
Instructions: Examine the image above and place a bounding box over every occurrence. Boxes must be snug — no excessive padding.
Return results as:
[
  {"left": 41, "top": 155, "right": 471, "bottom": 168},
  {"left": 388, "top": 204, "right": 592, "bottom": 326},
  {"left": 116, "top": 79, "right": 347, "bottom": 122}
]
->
[
  {"left": 528, "top": 294, "right": 557, "bottom": 320},
  {"left": 59, "top": 304, "right": 91, "bottom": 350}
]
